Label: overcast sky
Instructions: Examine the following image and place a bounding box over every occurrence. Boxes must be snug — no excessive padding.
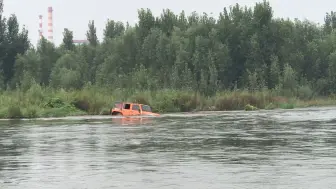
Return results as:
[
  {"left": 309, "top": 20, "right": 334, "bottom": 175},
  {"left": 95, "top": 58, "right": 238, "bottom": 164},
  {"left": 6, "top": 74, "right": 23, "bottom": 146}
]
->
[{"left": 2, "top": 0, "right": 335, "bottom": 46}]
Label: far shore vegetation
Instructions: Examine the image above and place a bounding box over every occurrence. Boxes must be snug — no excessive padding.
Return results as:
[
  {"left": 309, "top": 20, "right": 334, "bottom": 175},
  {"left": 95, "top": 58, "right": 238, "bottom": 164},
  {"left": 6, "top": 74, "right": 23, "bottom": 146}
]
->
[
  {"left": 1, "top": 0, "right": 336, "bottom": 118},
  {"left": 1, "top": 83, "right": 336, "bottom": 119}
]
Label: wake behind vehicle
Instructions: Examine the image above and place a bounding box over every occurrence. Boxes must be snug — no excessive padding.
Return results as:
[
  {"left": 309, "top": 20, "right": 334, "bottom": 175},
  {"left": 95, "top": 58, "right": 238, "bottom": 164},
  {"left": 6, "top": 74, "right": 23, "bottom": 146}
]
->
[{"left": 110, "top": 102, "right": 160, "bottom": 117}]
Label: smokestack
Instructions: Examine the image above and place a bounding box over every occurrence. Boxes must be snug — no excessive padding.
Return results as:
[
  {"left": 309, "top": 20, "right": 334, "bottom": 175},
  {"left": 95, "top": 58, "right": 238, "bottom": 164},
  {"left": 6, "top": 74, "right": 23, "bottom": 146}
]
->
[
  {"left": 38, "top": 15, "right": 43, "bottom": 40},
  {"left": 47, "top": 6, "right": 53, "bottom": 42}
]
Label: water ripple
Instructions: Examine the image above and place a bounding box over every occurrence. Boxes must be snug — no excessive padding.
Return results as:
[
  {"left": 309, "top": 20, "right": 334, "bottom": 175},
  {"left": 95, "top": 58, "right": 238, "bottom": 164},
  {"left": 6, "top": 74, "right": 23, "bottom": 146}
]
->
[{"left": 0, "top": 107, "right": 336, "bottom": 188}]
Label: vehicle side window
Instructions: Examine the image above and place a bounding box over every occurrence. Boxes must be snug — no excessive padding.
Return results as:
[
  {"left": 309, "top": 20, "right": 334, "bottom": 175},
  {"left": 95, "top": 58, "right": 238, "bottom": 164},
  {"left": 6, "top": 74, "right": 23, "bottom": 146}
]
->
[
  {"left": 132, "top": 104, "right": 140, "bottom": 111},
  {"left": 141, "top": 105, "right": 152, "bottom": 112},
  {"left": 124, "top": 104, "right": 131, "bottom": 109}
]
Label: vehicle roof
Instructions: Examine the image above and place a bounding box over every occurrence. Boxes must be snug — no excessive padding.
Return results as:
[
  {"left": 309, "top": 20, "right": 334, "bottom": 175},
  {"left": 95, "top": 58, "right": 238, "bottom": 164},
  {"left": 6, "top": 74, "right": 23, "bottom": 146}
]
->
[{"left": 116, "top": 102, "right": 150, "bottom": 106}]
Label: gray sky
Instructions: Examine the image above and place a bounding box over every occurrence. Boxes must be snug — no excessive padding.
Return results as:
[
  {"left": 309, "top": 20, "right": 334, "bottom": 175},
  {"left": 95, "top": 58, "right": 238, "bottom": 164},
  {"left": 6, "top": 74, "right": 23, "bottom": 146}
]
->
[{"left": 2, "top": 0, "right": 334, "bottom": 46}]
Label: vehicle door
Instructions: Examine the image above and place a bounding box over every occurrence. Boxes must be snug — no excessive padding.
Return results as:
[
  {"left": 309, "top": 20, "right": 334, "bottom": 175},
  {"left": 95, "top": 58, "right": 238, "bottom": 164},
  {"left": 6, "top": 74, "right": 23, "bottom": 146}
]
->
[
  {"left": 131, "top": 104, "right": 141, "bottom": 116},
  {"left": 122, "top": 103, "right": 131, "bottom": 116}
]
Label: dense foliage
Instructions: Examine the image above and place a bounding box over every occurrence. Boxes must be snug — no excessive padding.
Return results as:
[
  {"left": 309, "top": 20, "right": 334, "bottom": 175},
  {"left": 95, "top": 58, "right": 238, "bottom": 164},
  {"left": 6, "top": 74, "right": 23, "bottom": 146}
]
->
[{"left": 2, "top": 0, "right": 336, "bottom": 99}]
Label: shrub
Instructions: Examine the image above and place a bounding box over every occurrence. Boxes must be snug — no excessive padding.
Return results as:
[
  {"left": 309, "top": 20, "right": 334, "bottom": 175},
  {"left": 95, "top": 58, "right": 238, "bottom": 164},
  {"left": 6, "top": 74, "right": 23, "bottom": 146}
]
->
[
  {"left": 8, "top": 106, "right": 23, "bottom": 119},
  {"left": 44, "top": 98, "right": 65, "bottom": 108}
]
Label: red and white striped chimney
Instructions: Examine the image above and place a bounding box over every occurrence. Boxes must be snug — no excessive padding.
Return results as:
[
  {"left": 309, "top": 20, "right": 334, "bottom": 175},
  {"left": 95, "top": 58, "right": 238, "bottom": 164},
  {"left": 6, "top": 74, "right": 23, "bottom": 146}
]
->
[
  {"left": 47, "top": 6, "right": 53, "bottom": 42},
  {"left": 38, "top": 15, "right": 43, "bottom": 40}
]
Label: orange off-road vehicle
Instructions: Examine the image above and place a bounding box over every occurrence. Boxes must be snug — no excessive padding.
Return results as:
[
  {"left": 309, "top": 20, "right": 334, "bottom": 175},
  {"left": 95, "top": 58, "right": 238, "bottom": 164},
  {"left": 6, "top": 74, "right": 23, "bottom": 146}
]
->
[{"left": 110, "top": 102, "right": 160, "bottom": 117}]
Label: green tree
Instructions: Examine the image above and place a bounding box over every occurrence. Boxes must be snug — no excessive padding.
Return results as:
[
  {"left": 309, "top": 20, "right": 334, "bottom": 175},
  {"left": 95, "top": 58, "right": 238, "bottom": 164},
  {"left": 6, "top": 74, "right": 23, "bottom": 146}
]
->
[
  {"left": 50, "top": 52, "right": 83, "bottom": 89},
  {"left": 2, "top": 14, "right": 30, "bottom": 87},
  {"left": 37, "top": 38, "right": 60, "bottom": 86},
  {"left": 14, "top": 49, "right": 40, "bottom": 87},
  {"left": 103, "top": 19, "right": 125, "bottom": 40},
  {"left": 62, "top": 28, "right": 75, "bottom": 51},
  {"left": 86, "top": 20, "right": 98, "bottom": 46}
]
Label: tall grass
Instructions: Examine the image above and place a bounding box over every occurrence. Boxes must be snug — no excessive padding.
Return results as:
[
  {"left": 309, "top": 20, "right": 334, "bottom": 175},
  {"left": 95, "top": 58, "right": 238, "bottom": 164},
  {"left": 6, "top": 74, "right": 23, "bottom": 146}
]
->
[{"left": 0, "top": 83, "right": 335, "bottom": 119}]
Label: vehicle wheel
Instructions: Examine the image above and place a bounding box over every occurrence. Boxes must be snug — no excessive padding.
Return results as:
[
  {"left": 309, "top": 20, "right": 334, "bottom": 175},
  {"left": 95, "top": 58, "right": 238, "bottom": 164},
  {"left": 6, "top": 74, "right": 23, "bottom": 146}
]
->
[{"left": 112, "top": 112, "right": 122, "bottom": 116}]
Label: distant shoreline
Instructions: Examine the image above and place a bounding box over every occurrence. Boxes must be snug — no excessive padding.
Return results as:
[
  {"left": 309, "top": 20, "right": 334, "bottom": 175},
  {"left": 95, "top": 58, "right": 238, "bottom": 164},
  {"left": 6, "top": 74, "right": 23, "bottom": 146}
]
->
[
  {"left": 0, "top": 87, "right": 335, "bottom": 120},
  {"left": 1, "top": 105, "right": 336, "bottom": 121}
]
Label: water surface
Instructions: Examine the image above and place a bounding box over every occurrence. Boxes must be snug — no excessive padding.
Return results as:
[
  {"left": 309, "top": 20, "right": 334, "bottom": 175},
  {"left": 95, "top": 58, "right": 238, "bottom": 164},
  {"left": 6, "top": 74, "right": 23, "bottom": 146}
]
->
[{"left": 1, "top": 107, "right": 336, "bottom": 188}]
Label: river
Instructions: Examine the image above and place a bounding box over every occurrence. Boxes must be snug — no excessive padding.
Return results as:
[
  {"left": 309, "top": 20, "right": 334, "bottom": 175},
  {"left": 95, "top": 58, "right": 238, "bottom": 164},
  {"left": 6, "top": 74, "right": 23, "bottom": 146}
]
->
[{"left": 1, "top": 107, "right": 336, "bottom": 188}]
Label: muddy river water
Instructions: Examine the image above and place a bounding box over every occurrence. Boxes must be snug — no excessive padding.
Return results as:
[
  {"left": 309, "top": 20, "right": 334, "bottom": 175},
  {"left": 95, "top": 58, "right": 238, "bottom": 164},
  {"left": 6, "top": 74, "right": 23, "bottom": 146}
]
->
[{"left": 1, "top": 107, "right": 336, "bottom": 188}]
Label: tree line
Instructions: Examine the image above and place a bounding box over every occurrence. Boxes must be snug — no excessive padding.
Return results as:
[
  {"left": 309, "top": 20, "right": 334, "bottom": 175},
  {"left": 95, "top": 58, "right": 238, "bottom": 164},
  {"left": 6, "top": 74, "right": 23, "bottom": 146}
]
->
[{"left": 1, "top": 0, "right": 336, "bottom": 97}]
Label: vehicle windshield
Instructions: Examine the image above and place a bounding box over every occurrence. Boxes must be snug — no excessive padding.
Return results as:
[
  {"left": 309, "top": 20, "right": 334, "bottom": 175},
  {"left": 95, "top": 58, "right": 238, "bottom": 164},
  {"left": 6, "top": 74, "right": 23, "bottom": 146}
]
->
[
  {"left": 114, "top": 103, "right": 123, "bottom": 109},
  {"left": 141, "top": 105, "right": 152, "bottom": 112}
]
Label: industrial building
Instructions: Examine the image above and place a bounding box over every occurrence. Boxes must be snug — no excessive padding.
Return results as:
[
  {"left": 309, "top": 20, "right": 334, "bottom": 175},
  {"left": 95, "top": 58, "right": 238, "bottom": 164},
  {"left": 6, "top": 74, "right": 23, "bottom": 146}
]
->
[{"left": 38, "top": 6, "right": 88, "bottom": 45}]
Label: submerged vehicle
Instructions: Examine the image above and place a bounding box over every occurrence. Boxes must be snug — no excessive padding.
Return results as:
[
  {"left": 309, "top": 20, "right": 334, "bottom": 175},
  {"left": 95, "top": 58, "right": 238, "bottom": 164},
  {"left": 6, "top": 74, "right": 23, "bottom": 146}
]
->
[{"left": 110, "top": 102, "right": 160, "bottom": 116}]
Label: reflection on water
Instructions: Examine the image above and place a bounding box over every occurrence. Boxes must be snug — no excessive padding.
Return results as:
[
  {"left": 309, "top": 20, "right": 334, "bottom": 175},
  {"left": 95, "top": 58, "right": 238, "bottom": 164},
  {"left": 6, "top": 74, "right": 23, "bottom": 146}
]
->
[
  {"left": 0, "top": 107, "right": 336, "bottom": 188},
  {"left": 111, "top": 116, "right": 156, "bottom": 126}
]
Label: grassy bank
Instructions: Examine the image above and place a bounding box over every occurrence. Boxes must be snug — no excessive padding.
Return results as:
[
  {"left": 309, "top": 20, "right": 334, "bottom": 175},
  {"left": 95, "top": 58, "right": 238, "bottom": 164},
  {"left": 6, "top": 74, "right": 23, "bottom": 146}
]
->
[{"left": 1, "top": 84, "right": 336, "bottom": 119}]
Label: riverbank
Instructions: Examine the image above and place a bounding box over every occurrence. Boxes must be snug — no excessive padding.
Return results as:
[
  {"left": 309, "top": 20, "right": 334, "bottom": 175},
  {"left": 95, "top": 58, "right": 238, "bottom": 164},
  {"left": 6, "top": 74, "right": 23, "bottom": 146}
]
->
[{"left": 1, "top": 84, "right": 336, "bottom": 119}]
